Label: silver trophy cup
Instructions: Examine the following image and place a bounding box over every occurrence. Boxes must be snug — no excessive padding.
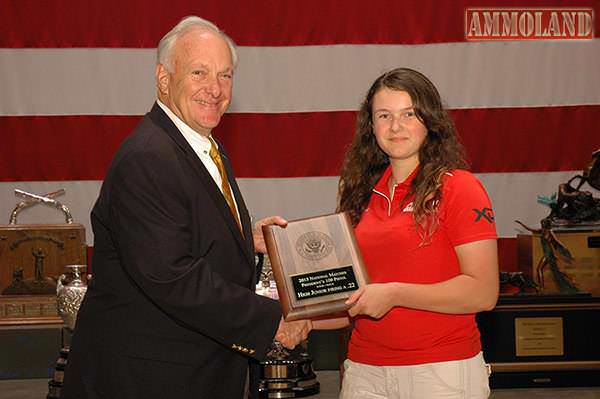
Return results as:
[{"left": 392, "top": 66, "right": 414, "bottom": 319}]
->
[{"left": 56, "top": 264, "right": 88, "bottom": 331}]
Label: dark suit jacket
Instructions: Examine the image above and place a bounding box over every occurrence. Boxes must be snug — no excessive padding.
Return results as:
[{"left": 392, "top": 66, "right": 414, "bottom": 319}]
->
[{"left": 62, "top": 103, "right": 281, "bottom": 399}]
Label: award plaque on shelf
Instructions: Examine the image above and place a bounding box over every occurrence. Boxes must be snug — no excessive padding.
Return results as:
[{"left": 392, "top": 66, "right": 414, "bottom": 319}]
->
[
  {"left": 477, "top": 295, "right": 600, "bottom": 388},
  {"left": 262, "top": 212, "right": 369, "bottom": 321}
]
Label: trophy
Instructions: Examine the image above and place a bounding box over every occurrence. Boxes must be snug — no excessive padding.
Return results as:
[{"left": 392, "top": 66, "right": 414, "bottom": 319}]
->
[
  {"left": 47, "top": 347, "right": 69, "bottom": 399},
  {"left": 56, "top": 264, "right": 88, "bottom": 331},
  {"left": 515, "top": 148, "right": 600, "bottom": 295},
  {"left": 2, "top": 189, "right": 72, "bottom": 296},
  {"left": 47, "top": 265, "right": 88, "bottom": 399},
  {"left": 262, "top": 212, "right": 369, "bottom": 321},
  {"left": 256, "top": 254, "right": 320, "bottom": 398},
  {"left": 0, "top": 189, "right": 87, "bottom": 324}
]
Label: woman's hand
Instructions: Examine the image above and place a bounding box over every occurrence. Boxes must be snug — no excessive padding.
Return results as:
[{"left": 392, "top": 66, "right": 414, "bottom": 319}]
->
[{"left": 345, "top": 283, "right": 399, "bottom": 318}]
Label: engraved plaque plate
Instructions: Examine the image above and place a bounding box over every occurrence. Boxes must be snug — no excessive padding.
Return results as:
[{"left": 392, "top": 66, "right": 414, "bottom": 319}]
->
[
  {"left": 0, "top": 294, "right": 62, "bottom": 325},
  {"left": 263, "top": 212, "right": 369, "bottom": 321},
  {"left": 515, "top": 317, "right": 564, "bottom": 356},
  {"left": 291, "top": 265, "right": 359, "bottom": 301}
]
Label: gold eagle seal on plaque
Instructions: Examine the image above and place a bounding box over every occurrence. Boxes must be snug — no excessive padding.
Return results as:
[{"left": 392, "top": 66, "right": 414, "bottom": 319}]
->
[{"left": 295, "top": 231, "right": 334, "bottom": 261}]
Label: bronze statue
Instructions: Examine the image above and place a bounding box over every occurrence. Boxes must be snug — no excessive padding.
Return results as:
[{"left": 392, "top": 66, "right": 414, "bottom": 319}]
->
[
  {"left": 2, "top": 268, "right": 28, "bottom": 295},
  {"left": 515, "top": 148, "right": 600, "bottom": 294},
  {"left": 545, "top": 149, "right": 600, "bottom": 227},
  {"left": 1, "top": 247, "right": 57, "bottom": 295},
  {"left": 499, "top": 271, "right": 538, "bottom": 294}
]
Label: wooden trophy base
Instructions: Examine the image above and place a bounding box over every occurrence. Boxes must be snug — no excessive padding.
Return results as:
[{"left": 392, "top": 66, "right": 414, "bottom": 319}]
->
[{"left": 477, "top": 295, "right": 600, "bottom": 388}]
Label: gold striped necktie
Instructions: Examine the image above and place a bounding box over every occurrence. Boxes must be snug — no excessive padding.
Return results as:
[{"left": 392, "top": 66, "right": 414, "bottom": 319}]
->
[{"left": 208, "top": 137, "right": 243, "bottom": 234}]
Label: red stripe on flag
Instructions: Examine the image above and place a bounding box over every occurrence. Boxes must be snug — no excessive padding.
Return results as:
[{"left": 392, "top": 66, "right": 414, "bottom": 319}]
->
[
  {"left": 454, "top": 106, "right": 600, "bottom": 173},
  {"left": 2, "top": 0, "right": 598, "bottom": 47},
  {"left": 2, "top": 115, "right": 139, "bottom": 181},
  {"left": 1, "top": 106, "right": 598, "bottom": 181}
]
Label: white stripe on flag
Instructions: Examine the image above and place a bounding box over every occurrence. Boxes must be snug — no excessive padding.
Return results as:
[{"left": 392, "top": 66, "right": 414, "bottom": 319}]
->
[
  {"left": 0, "top": 171, "right": 586, "bottom": 243},
  {"left": 1, "top": 40, "right": 599, "bottom": 116}
]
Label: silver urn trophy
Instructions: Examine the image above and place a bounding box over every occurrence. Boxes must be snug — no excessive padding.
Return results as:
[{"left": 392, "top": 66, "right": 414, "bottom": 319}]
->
[
  {"left": 50, "top": 265, "right": 87, "bottom": 399},
  {"left": 56, "top": 264, "right": 88, "bottom": 331},
  {"left": 255, "top": 255, "right": 320, "bottom": 398}
]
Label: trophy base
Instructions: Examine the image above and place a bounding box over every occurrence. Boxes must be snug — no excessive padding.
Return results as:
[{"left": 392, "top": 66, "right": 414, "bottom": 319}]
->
[
  {"left": 258, "top": 376, "right": 320, "bottom": 398},
  {"left": 478, "top": 295, "right": 600, "bottom": 388},
  {"left": 259, "top": 352, "right": 320, "bottom": 398},
  {"left": 47, "top": 347, "right": 69, "bottom": 399}
]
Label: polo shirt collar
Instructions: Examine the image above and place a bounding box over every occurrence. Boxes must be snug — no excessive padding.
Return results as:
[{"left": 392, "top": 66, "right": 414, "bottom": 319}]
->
[{"left": 373, "top": 164, "right": 420, "bottom": 196}]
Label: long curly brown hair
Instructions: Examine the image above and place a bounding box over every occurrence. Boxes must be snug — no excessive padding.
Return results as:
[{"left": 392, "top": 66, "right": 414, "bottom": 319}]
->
[{"left": 337, "top": 68, "right": 468, "bottom": 239}]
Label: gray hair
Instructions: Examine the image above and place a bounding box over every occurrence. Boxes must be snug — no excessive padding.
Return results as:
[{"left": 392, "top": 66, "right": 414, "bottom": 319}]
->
[{"left": 157, "top": 15, "right": 238, "bottom": 72}]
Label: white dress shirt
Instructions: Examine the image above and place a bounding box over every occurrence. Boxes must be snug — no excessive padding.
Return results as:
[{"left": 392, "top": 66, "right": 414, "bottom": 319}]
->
[{"left": 157, "top": 100, "right": 241, "bottom": 219}]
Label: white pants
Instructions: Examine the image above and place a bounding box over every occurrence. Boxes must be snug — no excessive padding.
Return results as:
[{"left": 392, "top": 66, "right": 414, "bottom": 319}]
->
[{"left": 340, "top": 352, "right": 491, "bottom": 399}]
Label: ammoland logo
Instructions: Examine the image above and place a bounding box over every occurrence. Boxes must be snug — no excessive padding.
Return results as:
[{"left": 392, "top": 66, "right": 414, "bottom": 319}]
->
[{"left": 465, "top": 8, "right": 594, "bottom": 40}]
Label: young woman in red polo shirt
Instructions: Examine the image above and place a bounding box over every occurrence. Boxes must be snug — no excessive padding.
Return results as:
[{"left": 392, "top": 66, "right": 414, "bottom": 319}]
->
[{"left": 312, "top": 68, "right": 499, "bottom": 399}]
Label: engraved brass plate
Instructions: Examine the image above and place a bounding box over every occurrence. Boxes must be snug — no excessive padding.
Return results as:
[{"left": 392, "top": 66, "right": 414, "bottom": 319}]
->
[
  {"left": 515, "top": 317, "right": 564, "bottom": 356},
  {"left": 0, "top": 294, "right": 62, "bottom": 325},
  {"left": 290, "top": 265, "right": 358, "bottom": 301}
]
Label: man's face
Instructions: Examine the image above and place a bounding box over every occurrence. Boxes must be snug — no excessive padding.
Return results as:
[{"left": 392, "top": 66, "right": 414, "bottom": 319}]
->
[{"left": 157, "top": 28, "right": 233, "bottom": 136}]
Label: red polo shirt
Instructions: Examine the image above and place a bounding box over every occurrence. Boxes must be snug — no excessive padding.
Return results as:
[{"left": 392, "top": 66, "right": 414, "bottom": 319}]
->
[{"left": 348, "top": 166, "right": 497, "bottom": 366}]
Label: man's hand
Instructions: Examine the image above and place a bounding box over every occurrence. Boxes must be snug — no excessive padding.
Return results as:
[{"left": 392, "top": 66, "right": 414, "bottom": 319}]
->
[
  {"left": 345, "top": 283, "right": 398, "bottom": 319},
  {"left": 275, "top": 318, "right": 312, "bottom": 349},
  {"left": 253, "top": 216, "right": 287, "bottom": 253}
]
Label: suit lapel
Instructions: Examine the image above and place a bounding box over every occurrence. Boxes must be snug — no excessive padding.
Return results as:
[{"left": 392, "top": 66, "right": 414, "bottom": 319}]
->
[{"left": 147, "top": 103, "right": 255, "bottom": 268}]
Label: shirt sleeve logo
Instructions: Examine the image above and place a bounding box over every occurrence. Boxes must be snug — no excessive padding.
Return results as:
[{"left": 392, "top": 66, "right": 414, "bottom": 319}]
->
[{"left": 473, "top": 207, "right": 494, "bottom": 223}]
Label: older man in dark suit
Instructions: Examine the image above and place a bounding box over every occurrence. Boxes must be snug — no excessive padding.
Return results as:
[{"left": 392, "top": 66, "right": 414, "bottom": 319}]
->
[{"left": 61, "top": 16, "right": 310, "bottom": 399}]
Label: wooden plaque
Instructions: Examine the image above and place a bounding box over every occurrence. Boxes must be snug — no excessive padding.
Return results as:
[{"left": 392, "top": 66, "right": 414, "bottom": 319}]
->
[
  {"left": 262, "top": 212, "right": 369, "bottom": 321},
  {"left": 0, "top": 223, "right": 87, "bottom": 325}
]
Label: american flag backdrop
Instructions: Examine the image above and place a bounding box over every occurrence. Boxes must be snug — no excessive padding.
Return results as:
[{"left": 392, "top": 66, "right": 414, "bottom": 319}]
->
[{"left": 1, "top": 0, "right": 599, "bottom": 271}]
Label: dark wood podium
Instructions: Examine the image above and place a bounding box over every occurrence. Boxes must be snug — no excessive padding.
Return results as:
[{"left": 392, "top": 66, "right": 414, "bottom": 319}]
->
[{"left": 477, "top": 295, "right": 600, "bottom": 388}]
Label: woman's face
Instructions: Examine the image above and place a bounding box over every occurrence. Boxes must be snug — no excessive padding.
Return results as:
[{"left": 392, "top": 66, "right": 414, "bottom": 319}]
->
[{"left": 371, "top": 88, "right": 427, "bottom": 166}]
